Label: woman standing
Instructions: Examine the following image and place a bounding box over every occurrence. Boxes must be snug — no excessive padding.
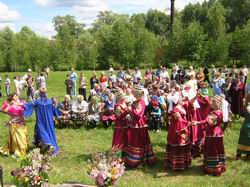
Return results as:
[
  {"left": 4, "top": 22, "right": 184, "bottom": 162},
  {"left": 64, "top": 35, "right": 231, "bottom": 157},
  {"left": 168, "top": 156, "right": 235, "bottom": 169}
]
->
[
  {"left": 165, "top": 95, "right": 192, "bottom": 170},
  {"left": 125, "top": 85, "right": 156, "bottom": 167},
  {"left": 0, "top": 93, "right": 28, "bottom": 157},
  {"left": 79, "top": 73, "right": 87, "bottom": 101},
  {"left": 112, "top": 89, "right": 128, "bottom": 153},
  {"left": 236, "top": 93, "right": 250, "bottom": 159},
  {"left": 194, "top": 95, "right": 226, "bottom": 176},
  {"left": 229, "top": 74, "right": 245, "bottom": 119}
]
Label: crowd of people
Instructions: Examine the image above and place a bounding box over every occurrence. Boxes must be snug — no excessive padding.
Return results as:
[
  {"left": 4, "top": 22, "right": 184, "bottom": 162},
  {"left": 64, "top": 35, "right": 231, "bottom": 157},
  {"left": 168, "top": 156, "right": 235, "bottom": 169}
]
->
[{"left": 0, "top": 64, "right": 250, "bottom": 177}]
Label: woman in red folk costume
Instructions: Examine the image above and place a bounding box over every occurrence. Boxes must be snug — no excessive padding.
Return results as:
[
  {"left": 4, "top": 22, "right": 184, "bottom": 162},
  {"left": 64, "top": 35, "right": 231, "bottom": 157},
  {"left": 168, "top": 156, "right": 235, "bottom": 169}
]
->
[
  {"left": 182, "top": 85, "right": 202, "bottom": 158},
  {"left": 112, "top": 89, "right": 128, "bottom": 154},
  {"left": 194, "top": 95, "right": 226, "bottom": 176},
  {"left": 125, "top": 85, "right": 156, "bottom": 167},
  {"left": 229, "top": 74, "right": 245, "bottom": 119},
  {"left": 165, "top": 93, "right": 193, "bottom": 171}
]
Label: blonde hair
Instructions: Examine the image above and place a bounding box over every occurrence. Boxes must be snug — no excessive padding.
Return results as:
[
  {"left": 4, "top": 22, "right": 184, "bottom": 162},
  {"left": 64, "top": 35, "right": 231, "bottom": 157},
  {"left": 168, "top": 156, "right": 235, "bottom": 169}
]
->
[{"left": 64, "top": 95, "right": 71, "bottom": 101}]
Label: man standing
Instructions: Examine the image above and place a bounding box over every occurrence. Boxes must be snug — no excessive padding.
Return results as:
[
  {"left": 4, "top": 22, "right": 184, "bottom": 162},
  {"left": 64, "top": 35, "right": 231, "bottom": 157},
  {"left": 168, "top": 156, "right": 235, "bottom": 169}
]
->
[
  {"left": 242, "top": 64, "right": 249, "bottom": 84},
  {"left": 79, "top": 73, "right": 87, "bottom": 101},
  {"left": 5, "top": 75, "right": 11, "bottom": 96},
  {"left": 70, "top": 68, "right": 78, "bottom": 97}
]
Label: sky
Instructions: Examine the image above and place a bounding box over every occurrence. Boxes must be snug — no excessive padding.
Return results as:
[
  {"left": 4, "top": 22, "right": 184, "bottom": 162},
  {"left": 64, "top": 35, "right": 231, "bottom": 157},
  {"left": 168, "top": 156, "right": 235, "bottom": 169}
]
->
[{"left": 0, "top": 0, "right": 205, "bottom": 37}]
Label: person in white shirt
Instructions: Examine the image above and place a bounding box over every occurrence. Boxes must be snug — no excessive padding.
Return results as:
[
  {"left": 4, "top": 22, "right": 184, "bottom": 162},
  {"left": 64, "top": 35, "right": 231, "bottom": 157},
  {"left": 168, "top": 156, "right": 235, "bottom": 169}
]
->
[
  {"left": 242, "top": 64, "right": 249, "bottom": 84},
  {"left": 5, "top": 75, "right": 11, "bottom": 96},
  {"left": 162, "top": 67, "right": 169, "bottom": 81},
  {"left": 132, "top": 67, "right": 142, "bottom": 84},
  {"left": 39, "top": 73, "right": 46, "bottom": 88},
  {"left": 13, "top": 76, "right": 21, "bottom": 96}
]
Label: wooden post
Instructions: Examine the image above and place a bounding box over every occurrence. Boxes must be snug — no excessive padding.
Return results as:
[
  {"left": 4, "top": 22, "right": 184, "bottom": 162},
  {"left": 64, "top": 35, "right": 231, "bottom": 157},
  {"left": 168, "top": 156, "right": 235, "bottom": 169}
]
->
[
  {"left": 170, "top": 0, "right": 175, "bottom": 33},
  {"left": 0, "top": 166, "right": 3, "bottom": 187}
]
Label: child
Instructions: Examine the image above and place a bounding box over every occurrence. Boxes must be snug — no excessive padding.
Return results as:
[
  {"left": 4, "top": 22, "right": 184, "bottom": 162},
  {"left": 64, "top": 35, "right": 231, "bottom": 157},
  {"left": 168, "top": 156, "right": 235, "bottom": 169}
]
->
[
  {"left": 101, "top": 93, "right": 116, "bottom": 128},
  {"left": 5, "top": 75, "right": 11, "bottom": 97},
  {"left": 150, "top": 100, "right": 161, "bottom": 132}
]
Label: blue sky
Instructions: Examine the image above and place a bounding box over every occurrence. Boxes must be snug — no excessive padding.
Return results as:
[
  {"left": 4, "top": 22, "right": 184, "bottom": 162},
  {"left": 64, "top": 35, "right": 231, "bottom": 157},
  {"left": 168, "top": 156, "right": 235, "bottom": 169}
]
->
[{"left": 0, "top": 0, "right": 205, "bottom": 37}]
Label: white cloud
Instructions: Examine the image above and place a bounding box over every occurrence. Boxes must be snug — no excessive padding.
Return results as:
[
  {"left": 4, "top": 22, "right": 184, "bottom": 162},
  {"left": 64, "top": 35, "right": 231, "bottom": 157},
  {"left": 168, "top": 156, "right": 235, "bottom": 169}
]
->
[
  {"left": 0, "top": 1, "right": 21, "bottom": 22},
  {"left": 28, "top": 22, "right": 55, "bottom": 38},
  {"left": 0, "top": 22, "right": 16, "bottom": 31},
  {"left": 33, "top": 0, "right": 206, "bottom": 36}
]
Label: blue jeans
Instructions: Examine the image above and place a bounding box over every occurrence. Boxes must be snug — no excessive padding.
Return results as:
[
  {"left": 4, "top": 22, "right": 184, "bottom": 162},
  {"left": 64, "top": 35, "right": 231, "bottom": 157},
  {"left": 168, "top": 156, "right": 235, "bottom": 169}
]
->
[
  {"left": 5, "top": 86, "right": 10, "bottom": 96},
  {"left": 71, "top": 82, "right": 76, "bottom": 97}
]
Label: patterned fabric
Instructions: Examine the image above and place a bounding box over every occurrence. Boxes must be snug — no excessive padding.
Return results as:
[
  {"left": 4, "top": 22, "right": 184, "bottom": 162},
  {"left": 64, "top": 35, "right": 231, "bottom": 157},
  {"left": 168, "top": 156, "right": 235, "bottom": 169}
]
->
[
  {"left": 203, "top": 137, "right": 226, "bottom": 176},
  {"left": 125, "top": 99, "right": 156, "bottom": 167},
  {"left": 237, "top": 112, "right": 250, "bottom": 155},
  {"left": 165, "top": 144, "right": 192, "bottom": 170},
  {"left": 0, "top": 101, "right": 28, "bottom": 156}
]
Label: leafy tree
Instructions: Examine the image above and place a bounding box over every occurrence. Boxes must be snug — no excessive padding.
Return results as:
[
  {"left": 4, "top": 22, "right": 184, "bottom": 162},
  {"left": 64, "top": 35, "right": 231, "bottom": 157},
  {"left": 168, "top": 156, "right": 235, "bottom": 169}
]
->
[{"left": 145, "top": 9, "right": 170, "bottom": 36}]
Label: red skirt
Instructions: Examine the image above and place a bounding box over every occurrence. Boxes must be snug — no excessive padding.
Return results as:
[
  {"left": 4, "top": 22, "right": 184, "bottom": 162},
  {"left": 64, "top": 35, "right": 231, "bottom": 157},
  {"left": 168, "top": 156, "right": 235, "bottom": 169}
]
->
[
  {"left": 203, "top": 137, "right": 226, "bottom": 176},
  {"left": 112, "top": 122, "right": 128, "bottom": 151},
  {"left": 125, "top": 126, "right": 156, "bottom": 167},
  {"left": 165, "top": 143, "right": 192, "bottom": 170}
]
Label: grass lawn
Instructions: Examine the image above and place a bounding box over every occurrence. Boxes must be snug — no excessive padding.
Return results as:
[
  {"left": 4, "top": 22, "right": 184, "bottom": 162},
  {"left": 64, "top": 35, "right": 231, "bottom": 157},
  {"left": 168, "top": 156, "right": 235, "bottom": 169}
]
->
[{"left": 0, "top": 71, "right": 250, "bottom": 187}]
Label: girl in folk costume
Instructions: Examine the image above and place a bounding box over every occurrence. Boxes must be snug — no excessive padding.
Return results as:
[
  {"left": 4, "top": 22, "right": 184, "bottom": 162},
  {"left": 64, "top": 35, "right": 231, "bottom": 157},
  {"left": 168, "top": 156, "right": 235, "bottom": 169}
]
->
[
  {"left": 112, "top": 89, "right": 128, "bottom": 154},
  {"left": 165, "top": 94, "right": 192, "bottom": 170},
  {"left": 193, "top": 95, "right": 226, "bottom": 176},
  {"left": 125, "top": 85, "right": 156, "bottom": 167},
  {"left": 228, "top": 74, "right": 245, "bottom": 119},
  {"left": 0, "top": 94, "right": 28, "bottom": 157},
  {"left": 236, "top": 93, "right": 250, "bottom": 159},
  {"left": 101, "top": 92, "right": 116, "bottom": 128}
]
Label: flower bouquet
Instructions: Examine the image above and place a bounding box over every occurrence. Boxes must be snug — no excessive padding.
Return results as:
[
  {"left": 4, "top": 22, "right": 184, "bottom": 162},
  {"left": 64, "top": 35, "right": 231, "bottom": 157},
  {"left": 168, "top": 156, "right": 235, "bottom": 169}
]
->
[
  {"left": 11, "top": 148, "right": 52, "bottom": 187},
  {"left": 87, "top": 151, "right": 125, "bottom": 187}
]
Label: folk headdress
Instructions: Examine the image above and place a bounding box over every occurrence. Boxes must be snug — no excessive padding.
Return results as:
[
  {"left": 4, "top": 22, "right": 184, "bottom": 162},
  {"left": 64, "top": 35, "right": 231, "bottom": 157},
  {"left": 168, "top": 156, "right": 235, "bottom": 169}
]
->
[{"left": 114, "top": 88, "right": 126, "bottom": 101}]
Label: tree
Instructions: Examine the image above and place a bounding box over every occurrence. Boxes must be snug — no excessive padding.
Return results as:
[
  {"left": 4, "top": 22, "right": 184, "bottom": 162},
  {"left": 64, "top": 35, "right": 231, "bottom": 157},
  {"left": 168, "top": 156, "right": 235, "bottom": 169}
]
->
[
  {"left": 182, "top": 22, "right": 207, "bottom": 66},
  {"left": 204, "top": 1, "right": 229, "bottom": 65},
  {"left": 0, "top": 28, "right": 15, "bottom": 71},
  {"left": 76, "top": 32, "right": 98, "bottom": 70},
  {"left": 145, "top": 9, "right": 170, "bottom": 36},
  {"left": 222, "top": 0, "right": 250, "bottom": 32}
]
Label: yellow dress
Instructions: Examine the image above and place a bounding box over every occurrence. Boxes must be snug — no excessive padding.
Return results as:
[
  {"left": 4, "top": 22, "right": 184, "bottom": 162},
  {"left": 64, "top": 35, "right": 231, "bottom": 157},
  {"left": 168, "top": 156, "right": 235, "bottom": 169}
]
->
[{"left": 0, "top": 101, "right": 28, "bottom": 157}]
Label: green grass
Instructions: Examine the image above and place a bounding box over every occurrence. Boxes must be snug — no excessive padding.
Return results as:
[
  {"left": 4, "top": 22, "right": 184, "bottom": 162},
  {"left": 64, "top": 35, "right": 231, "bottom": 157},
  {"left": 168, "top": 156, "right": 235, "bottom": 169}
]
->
[{"left": 0, "top": 71, "right": 250, "bottom": 187}]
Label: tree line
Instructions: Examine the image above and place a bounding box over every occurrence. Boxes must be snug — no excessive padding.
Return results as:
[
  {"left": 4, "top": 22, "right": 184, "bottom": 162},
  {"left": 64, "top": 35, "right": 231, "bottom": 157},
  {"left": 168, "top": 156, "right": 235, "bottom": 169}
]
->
[{"left": 0, "top": 0, "right": 249, "bottom": 72}]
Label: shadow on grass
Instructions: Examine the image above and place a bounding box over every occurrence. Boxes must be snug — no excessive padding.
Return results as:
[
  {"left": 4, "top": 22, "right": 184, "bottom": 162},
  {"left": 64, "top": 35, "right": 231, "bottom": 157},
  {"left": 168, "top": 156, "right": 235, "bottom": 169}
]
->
[
  {"left": 74, "top": 153, "right": 92, "bottom": 162},
  {"left": 126, "top": 151, "right": 204, "bottom": 178}
]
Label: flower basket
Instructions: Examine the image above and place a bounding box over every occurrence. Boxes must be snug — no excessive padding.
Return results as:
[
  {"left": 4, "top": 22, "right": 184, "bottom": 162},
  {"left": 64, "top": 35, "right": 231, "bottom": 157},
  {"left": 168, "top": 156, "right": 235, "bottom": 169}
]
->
[
  {"left": 11, "top": 148, "right": 53, "bottom": 187},
  {"left": 87, "top": 150, "right": 125, "bottom": 187}
]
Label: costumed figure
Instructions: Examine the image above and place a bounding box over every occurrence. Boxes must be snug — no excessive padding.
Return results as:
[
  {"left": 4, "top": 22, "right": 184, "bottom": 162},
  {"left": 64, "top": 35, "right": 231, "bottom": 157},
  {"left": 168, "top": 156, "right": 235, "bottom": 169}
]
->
[
  {"left": 24, "top": 87, "right": 61, "bottom": 155},
  {"left": 0, "top": 94, "right": 28, "bottom": 157},
  {"left": 193, "top": 95, "right": 226, "bottom": 176},
  {"left": 112, "top": 89, "right": 128, "bottom": 154},
  {"left": 228, "top": 74, "right": 245, "bottom": 119},
  {"left": 236, "top": 93, "right": 250, "bottom": 159},
  {"left": 125, "top": 85, "right": 156, "bottom": 167},
  {"left": 165, "top": 95, "right": 192, "bottom": 170}
]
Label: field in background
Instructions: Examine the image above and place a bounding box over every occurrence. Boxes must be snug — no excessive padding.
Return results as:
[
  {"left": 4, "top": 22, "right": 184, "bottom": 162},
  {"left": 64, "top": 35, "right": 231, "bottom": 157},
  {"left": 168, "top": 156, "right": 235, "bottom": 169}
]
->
[{"left": 0, "top": 71, "right": 250, "bottom": 186}]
